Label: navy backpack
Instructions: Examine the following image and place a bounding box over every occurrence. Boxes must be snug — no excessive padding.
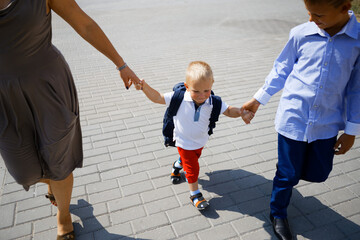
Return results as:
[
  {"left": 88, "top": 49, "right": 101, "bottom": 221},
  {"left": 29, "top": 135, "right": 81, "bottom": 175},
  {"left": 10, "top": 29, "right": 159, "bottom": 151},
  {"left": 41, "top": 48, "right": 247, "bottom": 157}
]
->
[{"left": 162, "top": 82, "right": 222, "bottom": 147}]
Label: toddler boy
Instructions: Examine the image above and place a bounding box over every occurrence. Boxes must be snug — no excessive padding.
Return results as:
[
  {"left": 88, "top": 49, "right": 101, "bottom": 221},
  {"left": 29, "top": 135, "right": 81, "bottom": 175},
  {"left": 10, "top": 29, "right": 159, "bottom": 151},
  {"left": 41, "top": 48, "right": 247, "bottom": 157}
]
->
[{"left": 136, "top": 61, "right": 253, "bottom": 210}]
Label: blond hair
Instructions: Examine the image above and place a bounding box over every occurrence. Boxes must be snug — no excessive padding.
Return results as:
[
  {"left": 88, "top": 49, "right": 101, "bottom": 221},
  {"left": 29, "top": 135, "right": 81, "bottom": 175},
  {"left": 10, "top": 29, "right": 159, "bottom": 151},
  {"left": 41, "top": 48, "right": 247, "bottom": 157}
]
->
[{"left": 186, "top": 61, "right": 214, "bottom": 83}]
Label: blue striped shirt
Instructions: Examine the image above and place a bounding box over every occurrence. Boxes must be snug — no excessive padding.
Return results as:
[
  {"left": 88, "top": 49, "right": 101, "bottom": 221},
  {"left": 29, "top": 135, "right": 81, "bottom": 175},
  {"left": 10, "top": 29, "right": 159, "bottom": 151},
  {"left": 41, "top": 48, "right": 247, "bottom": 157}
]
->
[{"left": 254, "top": 11, "right": 360, "bottom": 142}]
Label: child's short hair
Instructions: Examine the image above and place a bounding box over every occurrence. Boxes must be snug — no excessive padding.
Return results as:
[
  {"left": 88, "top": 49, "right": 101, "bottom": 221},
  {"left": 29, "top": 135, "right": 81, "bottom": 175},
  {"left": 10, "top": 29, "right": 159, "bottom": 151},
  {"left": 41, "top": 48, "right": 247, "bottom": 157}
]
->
[
  {"left": 304, "top": 0, "right": 352, "bottom": 8},
  {"left": 186, "top": 61, "right": 214, "bottom": 83}
]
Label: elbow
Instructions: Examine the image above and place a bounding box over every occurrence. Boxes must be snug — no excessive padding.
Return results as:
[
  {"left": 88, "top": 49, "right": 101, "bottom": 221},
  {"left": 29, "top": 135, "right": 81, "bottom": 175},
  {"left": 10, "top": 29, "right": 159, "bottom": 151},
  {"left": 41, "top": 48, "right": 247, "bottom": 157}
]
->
[{"left": 75, "top": 19, "right": 97, "bottom": 39}]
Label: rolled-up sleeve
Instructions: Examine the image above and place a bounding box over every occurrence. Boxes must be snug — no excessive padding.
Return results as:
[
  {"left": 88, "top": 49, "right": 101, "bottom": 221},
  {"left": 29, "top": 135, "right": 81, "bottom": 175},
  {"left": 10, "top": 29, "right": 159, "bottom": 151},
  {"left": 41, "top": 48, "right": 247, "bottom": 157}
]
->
[{"left": 345, "top": 56, "right": 360, "bottom": 136}]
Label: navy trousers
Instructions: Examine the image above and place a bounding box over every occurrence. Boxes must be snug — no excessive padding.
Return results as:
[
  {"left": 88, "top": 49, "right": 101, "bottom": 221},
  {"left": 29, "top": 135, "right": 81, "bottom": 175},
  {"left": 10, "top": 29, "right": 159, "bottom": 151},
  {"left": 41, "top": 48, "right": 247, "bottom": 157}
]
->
[{"left": 270, "top": 134, "right": 337, "bottom": 218}]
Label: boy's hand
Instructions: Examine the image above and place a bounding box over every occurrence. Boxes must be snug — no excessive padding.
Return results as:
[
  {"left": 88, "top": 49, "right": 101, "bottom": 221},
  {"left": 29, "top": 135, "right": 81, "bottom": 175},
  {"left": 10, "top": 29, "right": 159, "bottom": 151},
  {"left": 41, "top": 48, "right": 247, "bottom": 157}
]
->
[
  {"left": 241, "top": 108, "right": 255, "bottom": 124},
  {"left": 334, "top": 133, "right": 355, "bottom": 155}
]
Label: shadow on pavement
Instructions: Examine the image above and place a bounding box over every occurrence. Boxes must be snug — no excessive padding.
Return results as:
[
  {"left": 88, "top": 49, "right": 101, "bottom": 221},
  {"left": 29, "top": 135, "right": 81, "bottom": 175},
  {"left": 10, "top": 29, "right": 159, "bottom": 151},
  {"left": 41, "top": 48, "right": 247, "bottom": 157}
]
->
[
  {"left": 70, "top": 199, "right": 149, "bottom": 240},
  {"left": 198, "top": 169, "right": 360, "bottom": 240}
]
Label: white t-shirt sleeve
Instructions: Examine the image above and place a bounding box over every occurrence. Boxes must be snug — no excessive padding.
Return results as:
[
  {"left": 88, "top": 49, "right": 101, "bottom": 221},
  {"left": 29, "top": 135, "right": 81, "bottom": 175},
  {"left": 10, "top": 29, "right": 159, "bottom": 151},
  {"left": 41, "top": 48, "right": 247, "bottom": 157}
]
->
[
  {"left": 220, "top": 100, "right": 229, "bottom": 114},
  {"left": 163, "top": 92, "right": 175, "bottom": 107}
]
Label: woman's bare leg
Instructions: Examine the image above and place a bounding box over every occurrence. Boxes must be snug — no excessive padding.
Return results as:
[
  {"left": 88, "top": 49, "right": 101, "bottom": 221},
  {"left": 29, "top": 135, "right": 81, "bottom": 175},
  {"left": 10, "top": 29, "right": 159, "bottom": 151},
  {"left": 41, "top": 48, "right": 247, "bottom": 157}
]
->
[{"left": 48, "top": 173, "right": 74, "bottom": 235}]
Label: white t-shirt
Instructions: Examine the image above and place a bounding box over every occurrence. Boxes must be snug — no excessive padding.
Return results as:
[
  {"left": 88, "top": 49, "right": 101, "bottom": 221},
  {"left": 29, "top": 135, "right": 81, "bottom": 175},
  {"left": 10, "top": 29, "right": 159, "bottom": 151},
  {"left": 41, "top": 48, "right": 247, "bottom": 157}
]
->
[{"left": 164, "top": 91, "right": 229, "bottom": 150}]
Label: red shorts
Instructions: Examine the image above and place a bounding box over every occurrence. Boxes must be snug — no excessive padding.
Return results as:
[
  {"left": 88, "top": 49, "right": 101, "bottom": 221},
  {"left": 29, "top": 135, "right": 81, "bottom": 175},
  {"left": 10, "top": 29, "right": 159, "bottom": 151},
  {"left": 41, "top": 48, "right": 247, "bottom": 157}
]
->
[{"left": 177, "top": 147, "right": 203, "bottom": 183}]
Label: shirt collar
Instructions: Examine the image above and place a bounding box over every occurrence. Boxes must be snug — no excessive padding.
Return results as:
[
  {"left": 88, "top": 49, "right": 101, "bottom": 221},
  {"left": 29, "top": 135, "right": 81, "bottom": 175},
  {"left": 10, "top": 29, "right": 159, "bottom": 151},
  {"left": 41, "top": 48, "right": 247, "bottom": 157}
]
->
[
  {"left": 184, "top": 91, "right": 212, "bottom": 105},
  {"left": 304, "top": 11, "right": 359, "bottom": 39}
]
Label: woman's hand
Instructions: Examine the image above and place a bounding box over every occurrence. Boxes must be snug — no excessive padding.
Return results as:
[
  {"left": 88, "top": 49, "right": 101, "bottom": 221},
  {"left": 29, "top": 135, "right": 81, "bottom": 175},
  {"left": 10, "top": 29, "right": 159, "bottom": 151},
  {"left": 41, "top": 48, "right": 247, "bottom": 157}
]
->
[{"left": 118, "top": 66, "right": 140, "bottom": 89}]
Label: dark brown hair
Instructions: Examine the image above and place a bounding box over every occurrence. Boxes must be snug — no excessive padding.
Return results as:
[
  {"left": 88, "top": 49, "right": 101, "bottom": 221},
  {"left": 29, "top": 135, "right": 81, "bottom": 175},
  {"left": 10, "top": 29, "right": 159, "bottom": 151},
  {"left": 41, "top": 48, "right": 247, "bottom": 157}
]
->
[{"left": 304, "top": 0, "right": 352, "bottom": 8}]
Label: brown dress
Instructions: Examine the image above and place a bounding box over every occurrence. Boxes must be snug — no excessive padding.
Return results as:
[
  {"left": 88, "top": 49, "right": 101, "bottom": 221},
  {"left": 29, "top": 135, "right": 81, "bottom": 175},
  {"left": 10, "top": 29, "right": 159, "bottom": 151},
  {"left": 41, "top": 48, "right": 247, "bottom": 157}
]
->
[{"left": 0, "top": 0, "right": 83, "bottom": 190}]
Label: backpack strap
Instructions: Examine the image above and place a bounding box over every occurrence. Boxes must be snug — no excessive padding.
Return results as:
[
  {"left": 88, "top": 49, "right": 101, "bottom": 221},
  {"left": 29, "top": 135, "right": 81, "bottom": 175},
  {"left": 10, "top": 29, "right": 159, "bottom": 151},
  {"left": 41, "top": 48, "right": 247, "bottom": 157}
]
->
[
  {"left": 168, "top": 90, "right": 185, "bottom": 116},
  {"left": 162, "top": 89, "right": 185, "bottom": 147},
  {"left": 208, "top": 95, "right": 222, "bottom": 135}
]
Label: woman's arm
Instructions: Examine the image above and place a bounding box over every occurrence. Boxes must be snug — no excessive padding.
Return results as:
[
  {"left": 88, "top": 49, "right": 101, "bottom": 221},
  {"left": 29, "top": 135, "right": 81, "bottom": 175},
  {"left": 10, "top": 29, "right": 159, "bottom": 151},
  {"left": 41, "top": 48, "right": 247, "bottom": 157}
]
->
[{"left": 48, "top": 0, "right": 140, "bottom": 89}]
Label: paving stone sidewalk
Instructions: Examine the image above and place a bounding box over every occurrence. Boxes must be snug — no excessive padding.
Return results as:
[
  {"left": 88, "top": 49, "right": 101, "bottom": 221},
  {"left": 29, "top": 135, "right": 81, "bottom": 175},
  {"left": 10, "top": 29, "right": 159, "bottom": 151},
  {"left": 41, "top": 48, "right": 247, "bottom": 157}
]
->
[{"left": 1, "top": 0, "right": 360, "bottom": 239}]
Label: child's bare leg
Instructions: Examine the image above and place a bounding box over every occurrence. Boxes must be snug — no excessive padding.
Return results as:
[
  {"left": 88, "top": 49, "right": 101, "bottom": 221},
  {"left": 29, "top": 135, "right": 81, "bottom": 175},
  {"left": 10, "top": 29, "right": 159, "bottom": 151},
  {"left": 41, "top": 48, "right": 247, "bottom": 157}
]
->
[{"left": 188, "top": 181, "right": 199, "bottom": 191}]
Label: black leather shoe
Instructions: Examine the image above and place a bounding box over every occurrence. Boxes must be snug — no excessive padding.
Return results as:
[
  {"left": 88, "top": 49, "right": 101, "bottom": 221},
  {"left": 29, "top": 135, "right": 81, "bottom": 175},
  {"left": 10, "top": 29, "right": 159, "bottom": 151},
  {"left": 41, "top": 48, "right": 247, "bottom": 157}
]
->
[{"left": 270, "top": 214, "right": 293, "bottom": 240}]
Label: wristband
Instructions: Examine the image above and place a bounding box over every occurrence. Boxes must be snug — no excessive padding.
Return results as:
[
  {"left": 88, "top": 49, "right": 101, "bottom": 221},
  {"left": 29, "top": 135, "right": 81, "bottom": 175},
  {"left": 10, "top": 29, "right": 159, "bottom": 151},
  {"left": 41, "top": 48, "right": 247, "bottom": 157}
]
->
[{"left": 116, "top": 63, "right": 127, "bottom": 71}]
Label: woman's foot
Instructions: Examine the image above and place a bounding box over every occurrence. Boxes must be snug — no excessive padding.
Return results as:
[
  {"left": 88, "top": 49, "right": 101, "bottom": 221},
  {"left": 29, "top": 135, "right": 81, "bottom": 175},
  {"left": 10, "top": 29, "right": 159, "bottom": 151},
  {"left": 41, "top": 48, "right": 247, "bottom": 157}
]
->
[{"left": 57, "top": 230, "right": 75, "bottom": 240}]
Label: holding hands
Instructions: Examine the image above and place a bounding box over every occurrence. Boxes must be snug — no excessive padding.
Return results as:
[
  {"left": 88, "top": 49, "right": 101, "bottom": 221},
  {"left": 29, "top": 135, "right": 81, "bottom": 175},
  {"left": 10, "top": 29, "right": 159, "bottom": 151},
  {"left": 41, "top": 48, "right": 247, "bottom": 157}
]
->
[{"left": 118, "top": 64, "right": 141, "bottom": 89}]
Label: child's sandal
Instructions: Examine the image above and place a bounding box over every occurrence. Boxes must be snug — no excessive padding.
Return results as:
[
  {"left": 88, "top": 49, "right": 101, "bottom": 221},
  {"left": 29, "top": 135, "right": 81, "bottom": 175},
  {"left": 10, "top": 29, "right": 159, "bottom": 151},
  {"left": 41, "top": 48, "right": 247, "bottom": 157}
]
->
[
  {"left": 190, "top": 192, "right": 209, "bottom": 210},
  {"left": 171, "top": 161, "right": 182, "bottom": 184}
]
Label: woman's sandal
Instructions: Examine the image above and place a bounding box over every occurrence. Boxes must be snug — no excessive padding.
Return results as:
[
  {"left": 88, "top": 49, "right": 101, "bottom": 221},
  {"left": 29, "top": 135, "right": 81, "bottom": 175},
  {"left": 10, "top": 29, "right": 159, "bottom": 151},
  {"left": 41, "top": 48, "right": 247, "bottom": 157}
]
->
[
  {"left": 57, "top": 231, "right": 75, "bottom": 240},
  {"left": 190, "top": 192, "right": 209, "bottom": 210},
  {"left": 45, "top": 193, "right": 57, "bottom": 207}
]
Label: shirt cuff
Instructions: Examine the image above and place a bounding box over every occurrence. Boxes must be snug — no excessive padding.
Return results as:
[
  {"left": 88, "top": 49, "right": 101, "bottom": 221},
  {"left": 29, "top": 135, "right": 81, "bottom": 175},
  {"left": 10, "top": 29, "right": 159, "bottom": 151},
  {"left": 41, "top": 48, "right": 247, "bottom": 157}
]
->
[
  {"left": 344, "top": 121, "right": 360, "bottom": 136},
  {"left": 253, "top": 88, "right": 271, "bottom": 105}
]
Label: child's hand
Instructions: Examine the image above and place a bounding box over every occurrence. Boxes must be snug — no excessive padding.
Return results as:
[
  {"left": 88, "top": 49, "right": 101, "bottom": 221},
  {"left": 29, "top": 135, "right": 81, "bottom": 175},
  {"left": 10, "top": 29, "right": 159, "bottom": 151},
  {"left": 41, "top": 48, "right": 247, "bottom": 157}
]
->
[
  {"left": 334, "top": 133, "right": 355, "bottom": 155},
  {"left": 241, "top": 107, "right": 255, "bottom": 124},
  {"left": 133, "top": 79, "right": 145, "bottom": 91}
]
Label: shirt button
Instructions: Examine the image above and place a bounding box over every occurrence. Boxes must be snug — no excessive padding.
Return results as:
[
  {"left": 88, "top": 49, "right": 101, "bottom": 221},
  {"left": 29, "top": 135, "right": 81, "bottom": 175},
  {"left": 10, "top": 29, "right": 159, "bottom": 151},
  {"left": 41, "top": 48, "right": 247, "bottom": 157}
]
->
[
  {"left": 309, "top": 122, "right": 313, "bottom": 125},
  {"left": 314, "top": 105, "right": 318, "bottom": 108},
  {"left": 324, "top": 62, "right": 328, "bottom": 66},
  {"left": 320, "top": 85, "right": 323, "bottom": 89},
  {"left": 329, "top": 39, "right": 333, "bottom": 42}
]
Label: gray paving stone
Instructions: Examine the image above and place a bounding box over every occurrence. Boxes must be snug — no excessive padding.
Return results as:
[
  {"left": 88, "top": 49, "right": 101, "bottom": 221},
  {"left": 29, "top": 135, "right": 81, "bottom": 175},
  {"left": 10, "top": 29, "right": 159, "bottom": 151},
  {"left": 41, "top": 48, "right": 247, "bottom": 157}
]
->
[
  {"left": 110, "top": 205, "right": 146, "bottom": 225},
  {"left": 74, "top": 215, "right": 111, "bottom": 235},
  {"left": 335, "top": 213, "right": 360, "bottom": 237},
  {"left": 144, "top": 196, "right": 180, "bottom": 215},
  {"left": 173, "top": 216, "right": 211, "bottom": 236},
  {"left": 34, "top": 216, "right": 58, "bottom": 233},
  {"left": 100, "top": 167, "right": 131, "bottom": 181},
  {"left": 0, "top": 223, "right": 32, "bottom": 240},
  {"left": 334, "top": 198, "right": 360, "bottom": 218},
  {"left": 89, "top": 189, "right": 122, "bottom": 205},
  {"left": 107, "top": 194, "right": 142, "bottom": 213},
  {"left": 121, "top": 181, "right": 154, "bottom": 197},
  {"left": 93, "top": 223, "right": 133, "bottom": 240},
  {"left": 16, "top": 205, "right": 52, "bottom": 225},
  {"left": 320, "top": 188, "right": 357, "bottom": 206},
  {"left": 119, "top": 172, "right": 149, "bottom": 187},
  {"left": 135, "top": 225, "right": 176, "bottom": 240},
  {"left": 325, "top": 174, "right": 357, "bottom": 190},
  {"left": 141, "top": 186, "right": 174, "bottom": 203},
  {"left": 197, "top": 223, "right": 238, "bottom": 240},
  {"left": 130, "top": 160, "right": 159, "bottom": 174},
  {"left": 231, "top": 214, "right": 269, "bottom": 235},
  {"left": 241, "top": 226, "right": 274, "bottom": 240},
  {"left": 132, "top": 212, "right": 170, "bottom": 234},
  {"left": 0, "top": 203, "right": 14, "bottom": 229},
  {"left": 33, "top": 228, "right": 57, "bottom": 240},
  {"left": 86, "top": 179, "right": 119, "bottom": 195},
  {"left": 301, "top": 224, "right": 346, "bottom": 240},
  {"left": 74, "top": 173, "right": 101, "bottom": 187},
  {"left": 2, "top": 181, "right": 24, "bottom": 194}
]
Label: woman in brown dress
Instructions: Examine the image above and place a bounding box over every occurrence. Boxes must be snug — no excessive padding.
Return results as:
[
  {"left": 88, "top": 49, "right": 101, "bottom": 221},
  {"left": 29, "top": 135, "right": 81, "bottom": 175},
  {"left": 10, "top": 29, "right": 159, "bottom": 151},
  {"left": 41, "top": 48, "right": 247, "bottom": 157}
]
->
[{"left": 0, "top": 0, "right": 139, "bottom": 239}]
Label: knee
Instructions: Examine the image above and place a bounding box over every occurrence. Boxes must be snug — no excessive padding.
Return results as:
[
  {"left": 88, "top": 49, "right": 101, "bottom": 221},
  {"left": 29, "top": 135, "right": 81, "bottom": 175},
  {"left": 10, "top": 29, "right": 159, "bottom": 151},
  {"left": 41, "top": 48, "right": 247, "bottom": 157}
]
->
[{"left": 274, "top": 171, "right": 300, "bottom": 187}]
